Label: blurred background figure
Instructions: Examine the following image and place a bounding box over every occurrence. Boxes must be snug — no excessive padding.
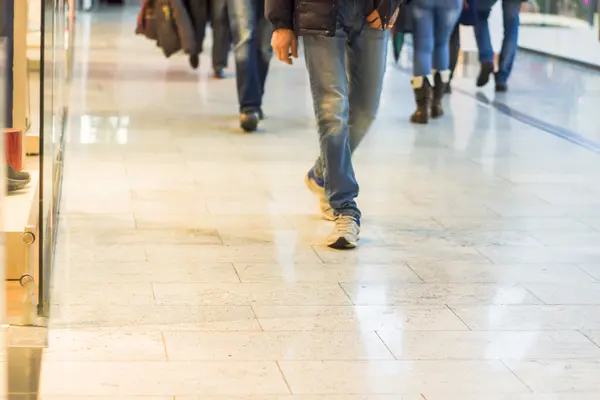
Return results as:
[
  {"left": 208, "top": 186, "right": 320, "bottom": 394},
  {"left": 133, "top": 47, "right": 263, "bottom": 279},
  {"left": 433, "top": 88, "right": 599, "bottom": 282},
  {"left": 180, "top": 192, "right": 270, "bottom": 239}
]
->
[
  {"left": 447, "top": 0, "right": 476, "bottom": 93},
  {"left": 225, "top": 0, "right": 272, "bottom": 132},
  {"left": 410, "top": 0, "right": 463, "bottom": 124},
  {"left": 391, "top": 3, "right": 414, "bottom": 63},
  {"left": 474, "top": 0, "right": 524, "bottom": 92},
  {"left": 210, "top": 0, "right": 232, "bottom": 78}
]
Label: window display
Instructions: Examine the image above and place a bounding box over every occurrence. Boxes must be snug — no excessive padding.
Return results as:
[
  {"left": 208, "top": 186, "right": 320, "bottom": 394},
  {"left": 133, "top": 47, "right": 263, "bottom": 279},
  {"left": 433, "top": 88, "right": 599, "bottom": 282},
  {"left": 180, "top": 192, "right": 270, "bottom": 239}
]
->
[{"left": 2, "top": 0, "right": 72, "bottom": 329}]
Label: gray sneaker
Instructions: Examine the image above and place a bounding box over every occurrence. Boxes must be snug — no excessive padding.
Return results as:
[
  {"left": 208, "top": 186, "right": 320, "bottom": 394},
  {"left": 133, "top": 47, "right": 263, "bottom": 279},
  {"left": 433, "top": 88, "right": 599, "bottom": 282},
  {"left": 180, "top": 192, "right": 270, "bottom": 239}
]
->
[
  {"left": 326, "top": 215, "right": 360, "bottom": 249},
  {"left": 305, "top": 169, "right": 335, "bottom": 221}
]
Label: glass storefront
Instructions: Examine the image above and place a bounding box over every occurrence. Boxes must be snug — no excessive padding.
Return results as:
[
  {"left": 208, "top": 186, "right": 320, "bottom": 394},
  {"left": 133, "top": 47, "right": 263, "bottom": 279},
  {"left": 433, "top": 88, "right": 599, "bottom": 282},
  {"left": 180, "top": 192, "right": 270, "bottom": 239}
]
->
[
  {"left": 2, "top": 0, "right": 73, "bottom": 396},
  {"left": 520, "top": 0, "right": 600, "bottom": 67}
]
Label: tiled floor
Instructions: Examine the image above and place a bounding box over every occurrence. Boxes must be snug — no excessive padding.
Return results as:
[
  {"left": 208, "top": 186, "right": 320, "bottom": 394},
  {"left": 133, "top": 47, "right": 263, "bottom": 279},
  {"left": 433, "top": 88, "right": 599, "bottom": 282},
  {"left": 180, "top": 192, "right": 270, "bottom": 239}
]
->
[{"left": 40, "top": 6, "right": 600, "bottom": 399}]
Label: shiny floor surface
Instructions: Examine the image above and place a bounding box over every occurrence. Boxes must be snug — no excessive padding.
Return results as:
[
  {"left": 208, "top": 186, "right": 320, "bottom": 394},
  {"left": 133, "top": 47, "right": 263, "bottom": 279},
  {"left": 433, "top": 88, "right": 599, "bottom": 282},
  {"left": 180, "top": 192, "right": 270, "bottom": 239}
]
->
[{"left": 41, "top": 6, "right": 600, "bottom": 400}]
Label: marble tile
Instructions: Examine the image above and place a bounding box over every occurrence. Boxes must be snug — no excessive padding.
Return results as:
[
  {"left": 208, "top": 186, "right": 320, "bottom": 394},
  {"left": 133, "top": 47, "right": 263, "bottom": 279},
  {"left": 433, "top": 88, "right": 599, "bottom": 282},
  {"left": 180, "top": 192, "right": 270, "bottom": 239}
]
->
[
  {"left": 253, "top": 305, "right": 468, "bottom": 331},
  {"left": 377, "top": 229, "right": 542, "bottom": 247},
  {"left": 42, "top": 397, "right": 173, "bottom": 400},
  {"left": 62, "top": 213, "right": 136, "bottom": 230},
  {"left": 340, "top": 283, "right": 541, "bottom": 306},
  {"left": 51, "top": 282, "right": 155, "bottom": 306},
  {"left": 175, "top": 396, "right": 415, "bottom": 400},
  {"left": 313, "top": 245, "right": 488, "bottom": 264},
  {"left": 234, "top": 263, "right": 422, "bottom": 283},
  {"left": 135, "top": 214, "right": 294, "bottom": 230},
  {"left": 278, "top": 360, "right": 529, "bottom": 395},
  {"left": 164, "top": 331, "right": 393, "bottom": 360},
  {"left": 44, "top": 329, "right": 167, "bottom": 361},
  {"left": 146, "top": 244, "right": 323, "bottom": 264},
  {"left": 65, "top": 228, "right": 222, "bottom": 246},
  {"left": 450, "top": 305, "right": 600, "bottom": 330},
  {"left": 476, "top": 246, "right": 600, "bottom": 264},
  {"left": 504, "top": 360, "right": 600, "bottom": 393},
  {"left": 376, "top": 330, "right": 600, "bottom": 360},
  {"left": 40, "top": 361, "right": 289, "bottom": 396},
  {"left": 50, "top": 305, "right": 261, "bottom": 331},
  {"left": 152, "top": 283, "right": 352, "bottom": 306},
  {"left": 424, "top": 395, "right": 600, "bottom": 400},
  {"left": 435, "top": 217, "right": 593, "bottom": 232},
  {"left": 408, "top": 262, "right": 595, "bottom": 284},
  {"left": 529, "top": 231, "right": 600, "bottom": 247},
  {"left": 54, "top": 261, "right": 239, "bottom": 283},
  {"left": 522, "top": 283, "right": 600, "bottom": 305}
]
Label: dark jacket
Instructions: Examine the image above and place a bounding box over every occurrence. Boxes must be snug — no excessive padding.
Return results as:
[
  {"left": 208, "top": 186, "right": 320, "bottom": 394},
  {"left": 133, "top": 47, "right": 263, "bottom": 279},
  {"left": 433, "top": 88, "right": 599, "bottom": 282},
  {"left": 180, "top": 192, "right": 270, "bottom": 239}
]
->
[{"left": 266, "top": 0, "right": 404, "bottom": 36}]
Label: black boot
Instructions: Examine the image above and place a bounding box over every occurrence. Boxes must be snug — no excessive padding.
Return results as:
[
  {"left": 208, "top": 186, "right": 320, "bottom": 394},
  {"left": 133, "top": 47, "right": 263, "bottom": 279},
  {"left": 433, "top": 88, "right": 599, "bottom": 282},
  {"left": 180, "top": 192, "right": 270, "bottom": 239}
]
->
[
  {"left": 410, "top": 77, "right": 431, "bottom": 124},
  {"left": 8, "top": 164, "right": 30, "bottom": 182},
  {"left": 431, "top": 72, "right": 447, "bottom": 119},
  {"left": 7, "top": 164, "right": 30, "bottom": 193},
  {"left": 476, "top": 61, "right": 494, "bottom": 87}
]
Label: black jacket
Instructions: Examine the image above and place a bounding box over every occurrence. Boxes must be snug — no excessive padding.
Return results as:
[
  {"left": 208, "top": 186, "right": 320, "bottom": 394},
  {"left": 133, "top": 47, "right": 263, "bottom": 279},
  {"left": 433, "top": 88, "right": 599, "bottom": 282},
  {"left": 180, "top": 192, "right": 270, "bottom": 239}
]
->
[{"left": 266, "top": 0, "right": 404, "bottom": 36}]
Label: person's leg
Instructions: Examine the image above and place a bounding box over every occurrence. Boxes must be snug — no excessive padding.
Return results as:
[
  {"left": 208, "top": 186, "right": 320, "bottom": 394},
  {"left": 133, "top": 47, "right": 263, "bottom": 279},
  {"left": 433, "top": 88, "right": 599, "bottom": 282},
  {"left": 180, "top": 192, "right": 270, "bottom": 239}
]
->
[
  {"left": 448, "top": 21, "right": 461, "bottom": 80},
  {"left": 431, "top": 0, "right": 462, "bottom": 117},
  {"left": 473, "top": 0, "right": 496, "bottom": 86},
  {"left": 495, "top": 0, "right": 520, "bottom": 90},
  {"left": 226, "top": 0, "right": 262, "bottom": 131},
  {"left": 211, "top": 0, "right": 231, "bottom": 77},
  {"left": 411, "top": 0, "right": 435, "bottom": 124},
  {"left": 304, "top": 32, "right": 359, "bottom": 221},
  {"left": 255, "top": 0, "right": 272, "bottom": 109},
  {"left": 347, "top": 26, "right": 389, "bottom": 154}
]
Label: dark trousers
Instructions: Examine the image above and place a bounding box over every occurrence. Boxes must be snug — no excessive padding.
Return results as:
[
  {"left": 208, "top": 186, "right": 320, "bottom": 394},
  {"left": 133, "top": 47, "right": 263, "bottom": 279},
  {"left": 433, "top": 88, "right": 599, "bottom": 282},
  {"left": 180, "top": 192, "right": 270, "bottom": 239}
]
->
[
  {"left": 449, "top": 22, "right": 460, "bottom": 79},
  {"left": 210, "top": 0, "right": 231, "bottom": 70}
]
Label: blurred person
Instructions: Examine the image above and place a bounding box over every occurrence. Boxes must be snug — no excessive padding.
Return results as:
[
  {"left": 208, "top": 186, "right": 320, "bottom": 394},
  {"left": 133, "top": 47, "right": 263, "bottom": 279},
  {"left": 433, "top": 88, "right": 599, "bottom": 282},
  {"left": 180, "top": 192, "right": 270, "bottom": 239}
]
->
[
  {"left": 210, "top": 0, "right": 232, "bottom": 78},
  {"left": 391, "top": 3, "right": 414, "bottom": 62},
  {"left": 266, "top": 0, "right": 401, "bottom": 249},
  {"left": 447, "top": 0, "right": 476, "bottom": 93},
  {"left": 410, "top": 0, "right": 462, "bottom": 124},
  {"left": 227, "top": 0, "right": 272, "bottom": 132},
  {"left": 474, "top": 0, "right": 523, "bottom": 92}
]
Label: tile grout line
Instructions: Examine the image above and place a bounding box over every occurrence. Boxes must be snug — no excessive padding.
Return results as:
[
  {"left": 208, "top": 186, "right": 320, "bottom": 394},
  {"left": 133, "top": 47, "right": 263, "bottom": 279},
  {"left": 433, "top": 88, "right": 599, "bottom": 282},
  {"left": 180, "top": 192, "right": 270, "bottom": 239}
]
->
[
  {"left": 445, "top": 304, "right": 473, "bottom": 331},
  {"left": 374, "top": 330, "right": 397, "bottom": 360},
  {"left": 250, "top": 306, "right": 264, "bottom": 332},
  {"left": 578, "top": 330, "right": 600, "bottom": 350},
  {"left": 337, "top": 282, "right": 356, "bottom": 305},
  {"left": 275, "top": 360, "right": 294, "bottom": 395},
  {"left": 499, "top": 358, "right": 535, "bottom": 394}
]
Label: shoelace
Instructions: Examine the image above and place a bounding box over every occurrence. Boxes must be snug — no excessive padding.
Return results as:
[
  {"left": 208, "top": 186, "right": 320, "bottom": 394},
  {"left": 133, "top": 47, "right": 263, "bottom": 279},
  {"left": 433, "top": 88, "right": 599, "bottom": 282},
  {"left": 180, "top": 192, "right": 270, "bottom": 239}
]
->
[{"left": 334, "top": 216, "right": 358, "bottom": 233}]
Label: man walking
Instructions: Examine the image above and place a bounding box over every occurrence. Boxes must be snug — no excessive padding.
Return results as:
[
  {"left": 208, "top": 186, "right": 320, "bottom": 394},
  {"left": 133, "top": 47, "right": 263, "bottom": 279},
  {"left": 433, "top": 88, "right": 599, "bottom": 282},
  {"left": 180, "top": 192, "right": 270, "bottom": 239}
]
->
[
  {"left": 266, "top": 0, "right": 401, "bottom": 249},
  {"left": 474, "top": 0, "right": 523, "bottom": 92},
  {"left": 228, "top": 0, "right": 272, "bottom": 132}
]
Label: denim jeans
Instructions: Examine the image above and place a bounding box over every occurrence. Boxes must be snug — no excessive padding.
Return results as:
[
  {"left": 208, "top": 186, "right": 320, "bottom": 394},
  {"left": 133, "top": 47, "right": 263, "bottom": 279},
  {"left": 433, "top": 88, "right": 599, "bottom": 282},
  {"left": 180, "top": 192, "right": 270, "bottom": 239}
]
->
[
  {"left": 226, "top": 0, "right": 272, "bottom": 113},
  {"left": 412, "top": 0, "right": 462, "bottom": 77},
  {"left": 474, "top": 0, "right": 521, "bottom": 84},
  {"left": 211, "top": 0, "right": 231, "bottom": 70},
  {"left": 303, "top": 0, "right": 388, "bottom": 220}
]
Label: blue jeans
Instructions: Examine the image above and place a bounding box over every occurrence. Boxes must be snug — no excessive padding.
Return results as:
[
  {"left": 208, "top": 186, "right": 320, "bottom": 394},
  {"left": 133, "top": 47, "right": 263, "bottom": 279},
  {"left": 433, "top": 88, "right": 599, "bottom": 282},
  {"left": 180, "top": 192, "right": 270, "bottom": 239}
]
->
[
  {"left": 412, "top": 0, "right": 462, "bottom": 77},
  {"left": 211, "top": 0, "right": 231, "bottom": 70},
  {"left": 227, "top": 0, "right": 272, "bottom": 112},
  {"left": 474, "top": 0, "right": 521, "bottom": 84},
  {"left": 303, "top": 0, "right": 389, "bottom": 220}
]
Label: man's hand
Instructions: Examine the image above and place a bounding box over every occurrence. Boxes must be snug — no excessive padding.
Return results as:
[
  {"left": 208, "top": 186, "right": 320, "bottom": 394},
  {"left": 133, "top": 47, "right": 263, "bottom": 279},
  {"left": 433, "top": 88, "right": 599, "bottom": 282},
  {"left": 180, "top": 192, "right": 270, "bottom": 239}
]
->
[
  {"left": 271, "top": 29, "right": 298, "bottom": 65},
  {"left": 367, "top": 7, "right": 399, "bottom": 30}
]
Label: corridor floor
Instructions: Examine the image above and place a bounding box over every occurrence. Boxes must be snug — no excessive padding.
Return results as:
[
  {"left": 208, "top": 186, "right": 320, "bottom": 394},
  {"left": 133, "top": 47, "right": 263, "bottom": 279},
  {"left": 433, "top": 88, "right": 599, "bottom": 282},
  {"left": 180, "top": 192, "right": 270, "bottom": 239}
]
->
[{"left": 41, "top": 6, "right": 600, "bottom": 399}]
